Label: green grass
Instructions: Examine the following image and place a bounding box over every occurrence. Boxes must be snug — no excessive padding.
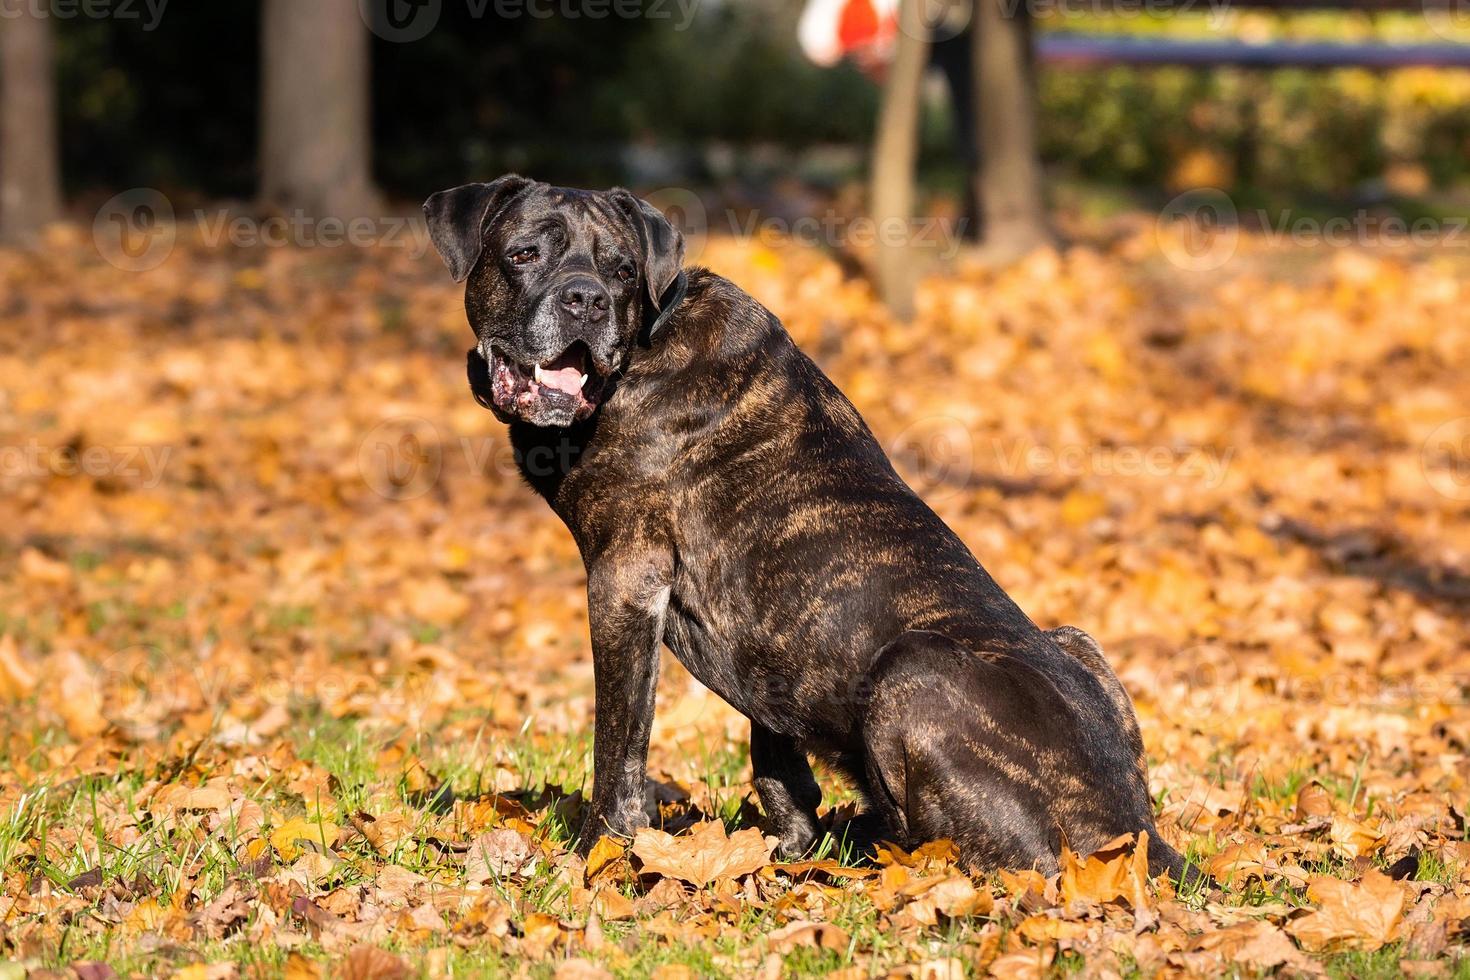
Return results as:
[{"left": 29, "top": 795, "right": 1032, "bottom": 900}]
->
[
  {"left": 1325, "top": 946, "right": 1470, "bottom": 980},
  {"left": 1415, "top": 850, "right": 1461, "bottom": 888},
  {"left": 1, "top": 707, "right": 1463, "bottom": 978}
]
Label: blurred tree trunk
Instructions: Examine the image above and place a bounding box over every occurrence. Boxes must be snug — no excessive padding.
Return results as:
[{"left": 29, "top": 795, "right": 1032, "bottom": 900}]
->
[
  {"left": 260, "top": 0, "right": 382, "bottom": 219},
  {"left": 870, "top": 1, "right": 930, "bottom": 320},
  {"left": 971, "top": 0, "right": 1053, "bottom": 260},
  {"left": 0, "top": 6, "right": 63, "bottom": 243}
]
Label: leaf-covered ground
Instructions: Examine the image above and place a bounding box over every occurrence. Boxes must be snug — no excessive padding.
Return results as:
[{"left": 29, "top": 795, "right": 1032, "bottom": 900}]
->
[{"left": 0, "top": 219, "right": 1468, "bottom": 978}]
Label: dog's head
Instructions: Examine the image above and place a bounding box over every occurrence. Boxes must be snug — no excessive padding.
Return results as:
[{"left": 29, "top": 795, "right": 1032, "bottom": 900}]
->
[{"left": 424, "top": 175, "right": 685, "bottom": 428}]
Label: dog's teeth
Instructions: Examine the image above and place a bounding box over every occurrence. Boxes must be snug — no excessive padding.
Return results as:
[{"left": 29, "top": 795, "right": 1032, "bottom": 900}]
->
[
  {"left": 578, "top": 373, "right": 589, "bottom": 390},
  {"left": 533, "top": 365, "right": 545, "bottom": 385}
]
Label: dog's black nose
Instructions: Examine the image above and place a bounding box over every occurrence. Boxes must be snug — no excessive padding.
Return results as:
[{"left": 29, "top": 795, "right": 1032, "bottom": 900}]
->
[{"left": 560, "top": 280, "right": 609, "bottom": 321}]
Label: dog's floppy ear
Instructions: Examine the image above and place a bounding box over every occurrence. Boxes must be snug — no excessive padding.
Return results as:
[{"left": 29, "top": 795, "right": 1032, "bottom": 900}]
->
[
  {"left": 611, "top": 190, "right": 686, "bottom": 310},
  {"left": 423, "top": 175, "right": 532, "bottom": 282}
]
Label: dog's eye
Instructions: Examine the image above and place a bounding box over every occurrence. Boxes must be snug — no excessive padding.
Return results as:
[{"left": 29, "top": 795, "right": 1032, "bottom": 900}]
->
[
  {"left": 617, "top": 266, "right": 635, "bottom": 283},
  {"left": 509, "top": 247, "right": 538, "bottom": 266}
]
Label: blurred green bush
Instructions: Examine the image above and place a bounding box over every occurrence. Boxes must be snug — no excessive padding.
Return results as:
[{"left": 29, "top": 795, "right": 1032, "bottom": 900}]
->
[{"left": 1037, "top": 12, "right": 1470, "bottom": 196}]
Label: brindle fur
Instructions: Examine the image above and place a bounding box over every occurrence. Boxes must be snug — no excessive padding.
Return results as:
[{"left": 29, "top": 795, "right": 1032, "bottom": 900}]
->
[{"left": 425, "top": 176, "right": 1189, "bottom": 878}]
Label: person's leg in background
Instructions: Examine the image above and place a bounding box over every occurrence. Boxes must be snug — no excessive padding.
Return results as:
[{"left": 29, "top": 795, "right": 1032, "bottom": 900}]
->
[{"left": 930, "top": 27, "right": 981, "bottom": 240}]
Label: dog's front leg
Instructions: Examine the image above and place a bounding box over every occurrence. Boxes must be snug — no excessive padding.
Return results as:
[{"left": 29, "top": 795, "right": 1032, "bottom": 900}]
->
[
  {"left": 578, "top": 552, "right": 672, "bottom": 852},
  {"left": 751, "top": 723, "right": 822, "bottom": 858}
]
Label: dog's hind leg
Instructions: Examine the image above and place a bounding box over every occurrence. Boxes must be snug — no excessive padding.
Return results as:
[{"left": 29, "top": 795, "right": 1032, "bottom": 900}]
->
[
  {"left": 859, "top": 630, "right": 1060, "bottom": 874},
  {"left": 751, "top": 722, "right": 823, "bottom": 858}
]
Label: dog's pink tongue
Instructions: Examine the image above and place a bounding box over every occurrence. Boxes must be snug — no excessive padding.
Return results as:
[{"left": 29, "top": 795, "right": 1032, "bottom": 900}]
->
[
  {"left": 536, "top": 350, "right": 585, "bottom": 395},
  {"left": 537, "top": 364, "right": 583, "bottom": 394}
]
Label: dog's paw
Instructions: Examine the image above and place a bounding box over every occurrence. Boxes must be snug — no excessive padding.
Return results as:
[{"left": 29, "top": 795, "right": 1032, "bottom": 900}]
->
[
  {"left": 764, "top": 804, "right": 822, "bottom": 860},
  {"left": 771, "top": 824, "right": 819, "bottom": 861},
  {"left": 576, "top": 802, "right": 650, "bottom": 855}
]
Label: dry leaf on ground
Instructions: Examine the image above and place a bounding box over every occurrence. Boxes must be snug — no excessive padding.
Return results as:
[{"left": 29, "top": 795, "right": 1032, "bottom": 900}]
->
[{"left": 631, "top": 821, "right": 776, "bottom": 887}]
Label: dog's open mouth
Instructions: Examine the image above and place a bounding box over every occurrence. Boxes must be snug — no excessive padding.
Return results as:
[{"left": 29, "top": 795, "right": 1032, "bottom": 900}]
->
[{"left": 469, "top": 341, "right": 606, "bottom": 425}]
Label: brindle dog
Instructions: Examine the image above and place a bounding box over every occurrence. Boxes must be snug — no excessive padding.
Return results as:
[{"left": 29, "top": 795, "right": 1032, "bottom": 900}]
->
[{"left": 424, "top": 175, "right": 1189, "bottom": 878}]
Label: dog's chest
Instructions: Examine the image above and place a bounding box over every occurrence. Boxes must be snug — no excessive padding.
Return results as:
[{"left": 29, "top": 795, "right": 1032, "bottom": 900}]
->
[{"left": 658, "top": 594, "right": 745, "bottom": 707}]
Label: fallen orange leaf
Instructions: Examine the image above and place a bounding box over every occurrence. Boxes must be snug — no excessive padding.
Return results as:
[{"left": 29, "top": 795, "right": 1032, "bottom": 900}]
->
[
  {"left": 631, "top": 821, "right": 775, "bottom": 887},
  {"left": 1286, "top": 870, "right": 1408, "bottom": 952}
]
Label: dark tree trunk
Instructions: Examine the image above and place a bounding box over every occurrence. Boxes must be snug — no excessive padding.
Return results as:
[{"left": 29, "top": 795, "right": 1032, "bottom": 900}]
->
[
  {"left": 260, "top": 0, "right": 382, "bottom": 219},
  {"left": 870, "top": 0, "right": 931, "bottom": 320},
  {"left": 971, "top": 0, "right": 1053, "bottom": 260},
  {"left": 0, "top": 5, "right": 63, "bottom": 243}
]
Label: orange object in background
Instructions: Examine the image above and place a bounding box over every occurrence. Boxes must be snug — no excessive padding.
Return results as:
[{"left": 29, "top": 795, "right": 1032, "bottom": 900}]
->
[{"left": 798, "top": 0, "right": 900, "bottom": 75}]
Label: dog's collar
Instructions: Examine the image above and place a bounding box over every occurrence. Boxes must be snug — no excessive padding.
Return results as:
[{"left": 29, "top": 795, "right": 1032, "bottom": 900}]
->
[{"left": 644, "top": 270, "right": 688, "bottom": 344}]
